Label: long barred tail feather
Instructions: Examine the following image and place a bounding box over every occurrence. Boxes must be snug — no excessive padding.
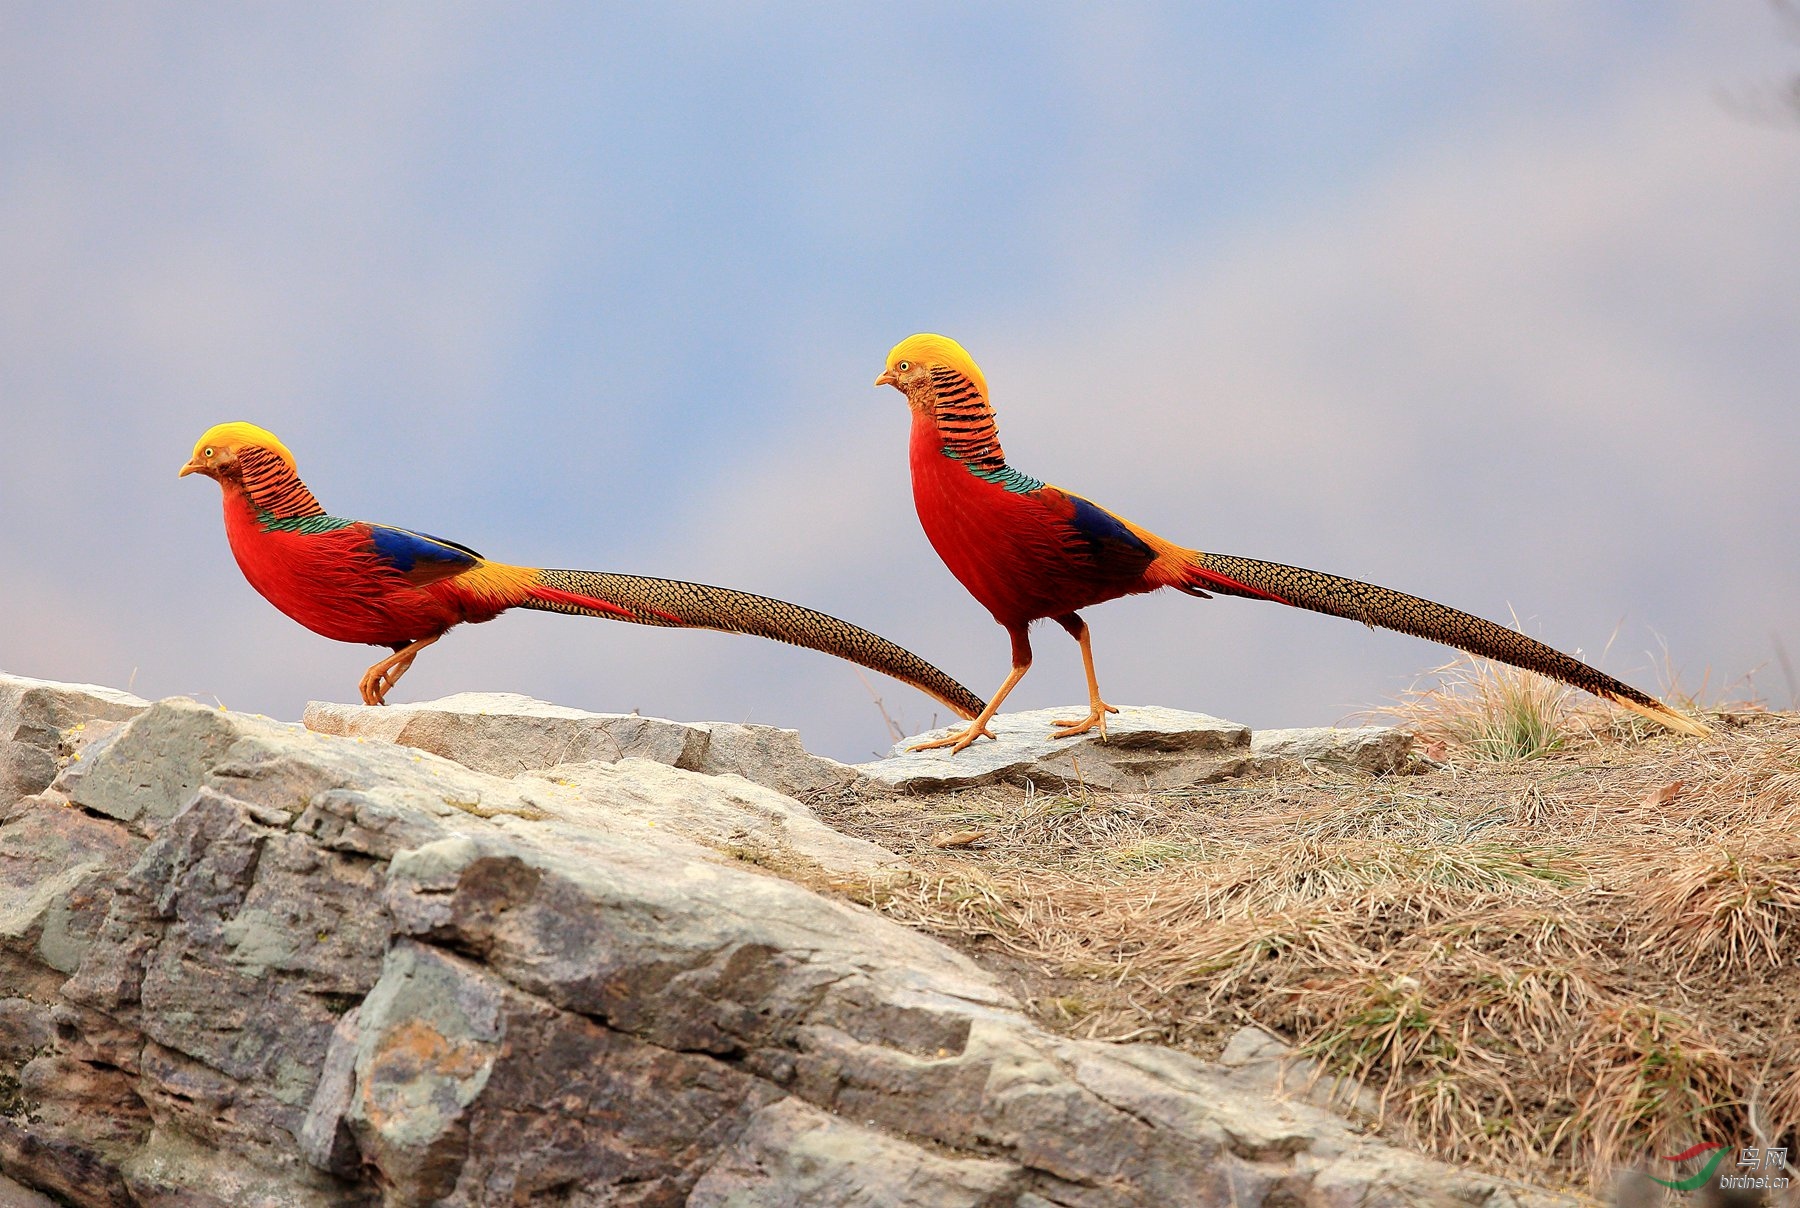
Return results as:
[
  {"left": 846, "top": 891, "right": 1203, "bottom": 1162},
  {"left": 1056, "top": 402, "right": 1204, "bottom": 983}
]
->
[
  {"left": 524, "top": 569, "right": 985, "bottom": 720},
  {"left": 1187, "top": 552, "right": 1709, "bottom": 737}
]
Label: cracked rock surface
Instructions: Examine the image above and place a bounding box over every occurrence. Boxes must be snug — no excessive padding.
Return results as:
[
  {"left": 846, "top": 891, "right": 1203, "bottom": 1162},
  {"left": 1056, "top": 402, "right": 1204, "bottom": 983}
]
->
[{"left": 0, "top": 673, "right": 1539, "bottom": 1207}]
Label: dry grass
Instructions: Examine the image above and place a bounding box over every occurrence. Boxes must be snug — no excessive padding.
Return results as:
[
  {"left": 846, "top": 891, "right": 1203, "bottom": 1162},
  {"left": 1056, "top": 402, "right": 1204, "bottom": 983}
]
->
[
  {"left": 1393, "top": 653, "right": 1576, "bottom": 761},
  {"left": 809, "top": 672, "right": 1800, "bottom": 1196}
]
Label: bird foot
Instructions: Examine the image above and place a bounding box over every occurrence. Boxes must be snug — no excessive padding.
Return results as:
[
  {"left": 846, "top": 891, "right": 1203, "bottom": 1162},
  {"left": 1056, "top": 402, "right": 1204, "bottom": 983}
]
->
[
  {"left": 358, "top": 635, "right": 439, "bottom": 706},
  {"left": 1050, "top": 702, "right": 1120, "bottom": 742},
  {"left": 358, "top": 667, "right": 395, "bottom": 706},
  {"left": 908, "top": 722, "right": 997, "bottom": 755},
  {"left": 358, "top": 654, "right": 416, "bottom": 706}
]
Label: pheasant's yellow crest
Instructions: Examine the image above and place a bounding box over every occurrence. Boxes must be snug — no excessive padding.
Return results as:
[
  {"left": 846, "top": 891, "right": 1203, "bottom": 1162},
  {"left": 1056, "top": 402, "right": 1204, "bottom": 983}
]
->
[
  {"left": 188, "top": 422, "right": 296, "bottom": 468},
  {"left": 885, "top": 334, "right": 988, "bottom": 399}
]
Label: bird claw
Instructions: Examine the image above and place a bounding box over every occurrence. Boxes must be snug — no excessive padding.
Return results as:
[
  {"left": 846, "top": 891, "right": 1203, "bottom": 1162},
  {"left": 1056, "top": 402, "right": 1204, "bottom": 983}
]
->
[
  {"left": 908, "top": 722, "right": 997, "bottom": 755},
  {"left": 358, "top": 667, "right": 395, "bottom": 706},
  {"left": 1050, "top": 702, "right": 1120, "bottom": 742},
  {"left": 359, "top": 648, "right": 424, "bottom": 706}
]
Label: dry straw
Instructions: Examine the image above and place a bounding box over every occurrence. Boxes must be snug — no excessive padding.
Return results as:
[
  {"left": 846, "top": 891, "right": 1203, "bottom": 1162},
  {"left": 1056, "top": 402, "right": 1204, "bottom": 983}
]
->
[{"left": 812, "top": 656, "right": 1797, "bottom": 1193}]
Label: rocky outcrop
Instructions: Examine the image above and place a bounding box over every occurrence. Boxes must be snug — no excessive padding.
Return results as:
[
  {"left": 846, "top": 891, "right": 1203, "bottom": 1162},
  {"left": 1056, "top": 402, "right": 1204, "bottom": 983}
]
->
[
  {"left": 1247, "top": 725, "right": 1416, "bottom": 777},
  {"left": 858, "top": 706, "right": 1253, "bottom": 792},
  {"left": 863, "top": 706, "right": 1413, "bottom": 791},
  {"left": 302, "top": 694, "right": 1414, "bottom": 796},
  {"left": 1, "top": 676, "right": 147, "bottom": 806},
  {"left": 304, "top": 694, "right": 859, "bottom": 800},
  {"left": 0, "top": 673, "right": 1535, "bottom": 1207}
]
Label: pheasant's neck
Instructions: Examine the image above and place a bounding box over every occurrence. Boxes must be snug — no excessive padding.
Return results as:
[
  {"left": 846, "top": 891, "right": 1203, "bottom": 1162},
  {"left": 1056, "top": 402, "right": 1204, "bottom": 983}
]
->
[
  {"left": 909, "top": 406, "right": 1045, "bottom": 500},
  {"left": 236, "top": 447, "right": 327, "bottom": 525},
  {"left": 923, "top": 368, "right": 1008, "bottom": 475}
]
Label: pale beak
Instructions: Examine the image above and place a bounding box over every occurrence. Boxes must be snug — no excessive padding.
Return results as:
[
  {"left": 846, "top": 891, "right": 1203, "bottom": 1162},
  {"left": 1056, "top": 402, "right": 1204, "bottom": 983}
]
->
[
  {"left": 875, "top": 370, "right": 897, "bottom": 388},
  {"left": 178, "top": 458, "right": 204, "bottom": 478}
]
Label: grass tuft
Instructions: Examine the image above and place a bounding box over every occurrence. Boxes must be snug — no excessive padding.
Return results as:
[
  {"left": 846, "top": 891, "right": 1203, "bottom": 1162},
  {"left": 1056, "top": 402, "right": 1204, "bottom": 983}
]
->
[{"left": 1390, "top": 653, "right": 1573, "bottom": 761}]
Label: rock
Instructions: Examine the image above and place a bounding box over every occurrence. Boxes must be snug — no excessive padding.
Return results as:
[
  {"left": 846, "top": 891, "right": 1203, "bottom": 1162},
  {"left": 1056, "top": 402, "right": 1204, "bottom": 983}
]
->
[
  {"left": 863, "top": 705, "right": 1252, "bottom": 792},
  {"left": 304, "top": 691, "right": 859, "bottom": 799},
  {"left": 687, "top": 1096, "right": 1022, "bottom": 1207},
  {"left": 0, "top": 1173, "right": 58, "bottom": 1208},
  {"left": 862, "top": 712, "right": 1416, "bottom": 792},
  {"left": 0, "top": 1000, "right": 52, "bottom": 1063},
  {"left": 0, "top": 1119, "right": 136, "bottom": 1208},
  {"left": 60, "top": 698, "right": 564, "bottom": 840},
  {"left": 379, "top": 829, "right": 1015, "bottom": 1062},
  {"left": 521, "top": 758, "right": 905, "bottom": 879},
  {"left": 0, "top": 796, "right": 145, "bottom": 995},
  {"left": 119, "top": 1118, "right": 351, "bottom": 1208},
  {"left": 366, "top": 816, "right": 1545, "bottom": 1206},
  {"left": 0, "top": 673, "right": 148, "bottom": 809},
  {"left": 1248, "top": 726, "right": 1414, "bottom": 776},
  {"left": 4, "top": 698, "right": 559, "bottom": 1203},
  {"left": 55, "top": 699, "right": 255, "bottom": 831},
  {"left": 332, "top": 939, "right": 786, "bottom": 1204},
  {"left": 0, "top": 676, "right": 1559, "bottom": 1206},
  {"left": 1218, "top": 1025, "right": 1380, "bottom": 1120}
]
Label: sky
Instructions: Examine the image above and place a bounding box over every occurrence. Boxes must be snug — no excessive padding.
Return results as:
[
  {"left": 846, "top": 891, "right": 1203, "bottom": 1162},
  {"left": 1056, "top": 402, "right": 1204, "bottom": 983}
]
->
[{"left": 2, "top": 4, "right": 1796, "bottom": 762}]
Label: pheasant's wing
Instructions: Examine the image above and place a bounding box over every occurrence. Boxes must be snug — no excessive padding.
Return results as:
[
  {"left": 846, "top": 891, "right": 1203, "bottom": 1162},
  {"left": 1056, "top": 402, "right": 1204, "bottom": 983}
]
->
[
  {"left": 363, "top": 523, "right": 486, "bottom": 587},
  {"left": 1031, "top": 485, "right": 1160, "bottom": 585}
]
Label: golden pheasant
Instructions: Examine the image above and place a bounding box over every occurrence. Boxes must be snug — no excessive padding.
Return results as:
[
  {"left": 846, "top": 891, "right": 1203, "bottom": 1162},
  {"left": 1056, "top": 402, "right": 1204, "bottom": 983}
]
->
[
  {"left": 877, "top": 334, "right": 1707, "bottom": 753},
  {"left": 181, "top": 422, "right": 984, "bottom": 717}
]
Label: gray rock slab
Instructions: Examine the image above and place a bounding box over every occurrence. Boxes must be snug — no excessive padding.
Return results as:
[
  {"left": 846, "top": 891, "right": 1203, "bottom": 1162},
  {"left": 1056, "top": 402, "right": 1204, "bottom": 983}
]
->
[
  {"left": 0, "top": 674, "right": 150, "bottom": 742},
  {"left": 59, "top": 698, "right": 566, "bottom": 838},
  {"left": 862, "top": 705, "right": 1252, "bottom": 792},
  {"left": 1217, "top": 1025, "right": 1379, "bottom": 1120},
  {"left": 1248, "top": 726, "right": 1415, "bottom": 776},
  {"left": 56, "top": 700, "right": 266, "bottom": 831},
  {"left": 304, "top": 691, "right": 860, "bottom": 799},
  {"left": 687, "top": 1096, "right": 1022, "bottom": 1207},
  {"left": 522, "top": 758, "right": 907, "bottom": 879},
  {"left": 381, "top": 827, "right": 1015, "bottom": 1061},
  {"left": 0, "top": 673, "right": 148, "bottom": 809},
  {"left": 0, "top": 797, "right": 144, "bottom": 987}
]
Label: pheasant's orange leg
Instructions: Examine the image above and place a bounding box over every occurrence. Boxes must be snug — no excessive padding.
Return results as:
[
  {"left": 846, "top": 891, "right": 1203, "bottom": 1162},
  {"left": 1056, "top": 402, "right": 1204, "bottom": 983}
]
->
[
  {"left": 1050, "top": 613, "right": 1119, "bottom": 741},
  {"left": 359, "top": 635, "right": 440, "bottom": 706},
  {"left": 909, "top": 666, "right": 1023, "bottom": 754},
  {"left": 909, "top": 625, "right": 1031, "bottom": 755}
]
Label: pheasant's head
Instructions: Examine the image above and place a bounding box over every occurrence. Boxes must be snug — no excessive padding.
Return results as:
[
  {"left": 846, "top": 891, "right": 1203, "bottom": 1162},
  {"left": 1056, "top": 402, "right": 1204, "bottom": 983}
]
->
[
  {"left": 180, "top": 422, "right": 295, "bottom": 483},
  {"left": 876, "top": 333, "right": 988, "bottom": 413}
]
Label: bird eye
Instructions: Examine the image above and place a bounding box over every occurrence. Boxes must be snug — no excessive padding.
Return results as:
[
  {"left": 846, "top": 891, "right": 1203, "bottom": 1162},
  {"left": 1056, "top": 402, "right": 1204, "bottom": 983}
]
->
[
  {"left": 203, "top": 447, "right": 215, "bottom": 458},
  {"left": 897, "top": 361, "right": 910, "bottom": 372}
]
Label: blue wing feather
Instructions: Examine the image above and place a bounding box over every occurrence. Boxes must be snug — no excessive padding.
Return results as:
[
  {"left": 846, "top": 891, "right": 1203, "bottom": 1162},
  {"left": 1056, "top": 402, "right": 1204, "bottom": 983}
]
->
[
  {"left": 1063, "top": 493, "right": 1150, "bottom": 554},
  {"left": 1051, "top": 486, "right": 1159, "bottom": 579},
  {"left": 364, "top": 523, "right": 484, "bottom": 582}
]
